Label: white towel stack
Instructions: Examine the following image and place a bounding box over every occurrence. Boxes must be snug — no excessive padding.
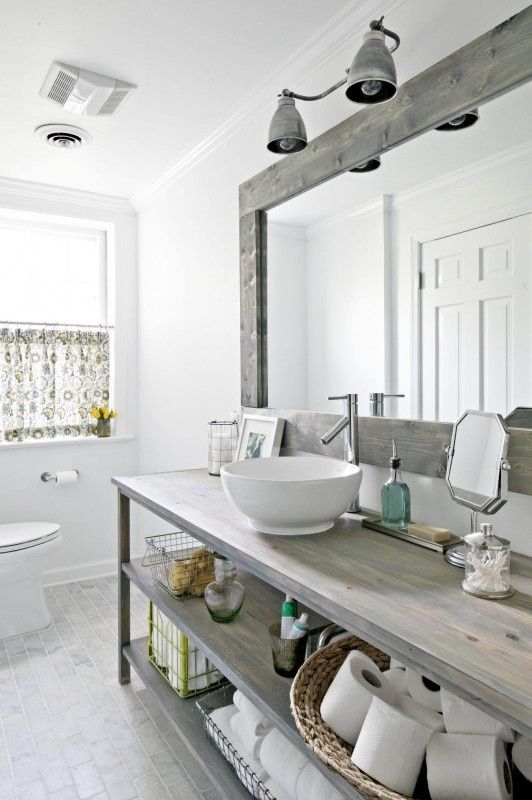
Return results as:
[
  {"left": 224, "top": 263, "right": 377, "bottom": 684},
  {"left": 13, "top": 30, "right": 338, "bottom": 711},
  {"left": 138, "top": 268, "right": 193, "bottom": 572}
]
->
[
  {"left": 209, "top": 702, "right": 268, "bottom": 782},
  {"left": 260, "top": 729, "right": 308, "bottom": 798}
]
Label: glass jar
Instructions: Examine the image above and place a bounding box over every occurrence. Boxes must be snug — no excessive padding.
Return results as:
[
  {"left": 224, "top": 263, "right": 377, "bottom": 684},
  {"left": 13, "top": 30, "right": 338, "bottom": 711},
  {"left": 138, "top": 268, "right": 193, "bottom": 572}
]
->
[
  {"left": 204, "top": 554, "right": 245, "bottom": 622},
  {"left": 463, "top": 523, "right": 513, "bottom": 599}
]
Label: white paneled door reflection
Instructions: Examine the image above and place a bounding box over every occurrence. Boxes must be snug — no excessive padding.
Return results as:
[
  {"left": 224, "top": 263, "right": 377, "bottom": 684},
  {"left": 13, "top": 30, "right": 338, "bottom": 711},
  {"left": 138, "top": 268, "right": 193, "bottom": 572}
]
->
[{"left": 420, "top": 214, "right": 532, "bottom": 421}]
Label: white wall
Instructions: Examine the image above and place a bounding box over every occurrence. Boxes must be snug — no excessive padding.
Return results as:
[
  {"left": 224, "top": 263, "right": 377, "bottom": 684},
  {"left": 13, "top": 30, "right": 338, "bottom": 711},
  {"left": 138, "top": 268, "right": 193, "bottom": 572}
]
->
[
  {"left": 268, "top": 223, "right": 308, "bottom": 409},
  {"left": 0, "top": 178, "right": 139, "bottom": 582},
  {"left": 305, "top": 203, "right": 388, "bottom": 415}
]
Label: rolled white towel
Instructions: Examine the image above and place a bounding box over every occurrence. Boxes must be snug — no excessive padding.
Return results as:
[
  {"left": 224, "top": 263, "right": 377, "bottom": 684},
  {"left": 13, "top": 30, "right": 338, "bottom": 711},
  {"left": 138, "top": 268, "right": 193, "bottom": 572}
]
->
[
  {"left": 209, "top": 704, "right": 268, "bottom": 782},
  {"left": 264, "top": 778, "right": 292, "bottom": 800},
  {"left": 295, "top": 762, "right": 345, "bottom": 800},
  {"left": 210, "top": 703, "right": 237, "bottom": 732},
  {"left": 260, "top": 729, "right": 307, "bottom": 798},
  {"left": 382, "top": 666, "right": 408, "bottom": 696},
  {"left": 233, "top": 690, "right": 273, "bottom": 736},
  {"left": 440, "top": 689, "right": 514, "bottom": 743},
  {"left": 230, "top": 711, "right": 265, "bottom": 761}
]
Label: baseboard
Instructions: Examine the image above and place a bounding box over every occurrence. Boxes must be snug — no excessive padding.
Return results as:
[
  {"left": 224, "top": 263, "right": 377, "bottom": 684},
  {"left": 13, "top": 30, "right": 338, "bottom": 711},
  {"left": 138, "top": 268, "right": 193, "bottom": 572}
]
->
[{"left": 44, "top": 558, "right": 117, "bottom": 587}]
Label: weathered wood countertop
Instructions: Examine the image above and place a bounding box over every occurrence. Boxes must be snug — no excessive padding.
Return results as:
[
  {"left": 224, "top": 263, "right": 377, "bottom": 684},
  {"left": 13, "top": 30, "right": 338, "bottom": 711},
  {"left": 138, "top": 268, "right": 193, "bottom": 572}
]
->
[{"left": 113, "top": 469, "right": 532, "bottom": 737}]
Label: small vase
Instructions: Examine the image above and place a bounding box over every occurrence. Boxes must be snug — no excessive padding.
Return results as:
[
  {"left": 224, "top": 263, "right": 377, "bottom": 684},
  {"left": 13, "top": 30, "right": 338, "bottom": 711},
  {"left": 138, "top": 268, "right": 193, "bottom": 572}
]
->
[
  {"left": 204, "top": 554, "right": 245, "bottom": 623},
  {"left": 95, "top": 418, "right": 111, "bottom": 438}
]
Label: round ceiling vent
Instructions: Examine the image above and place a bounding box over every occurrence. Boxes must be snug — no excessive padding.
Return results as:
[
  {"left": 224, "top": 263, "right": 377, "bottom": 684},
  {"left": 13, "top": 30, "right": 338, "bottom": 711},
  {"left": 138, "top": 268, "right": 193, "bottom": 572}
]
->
[{"left": 35, "top": 124, "right": 92, "bottom": 149}]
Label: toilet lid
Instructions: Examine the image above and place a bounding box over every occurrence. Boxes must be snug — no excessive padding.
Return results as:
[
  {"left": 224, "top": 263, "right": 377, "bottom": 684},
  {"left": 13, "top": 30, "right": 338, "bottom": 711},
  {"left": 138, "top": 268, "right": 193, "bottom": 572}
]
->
[{"left": 0, "top": 522, "right": 61, "bottom": 553}]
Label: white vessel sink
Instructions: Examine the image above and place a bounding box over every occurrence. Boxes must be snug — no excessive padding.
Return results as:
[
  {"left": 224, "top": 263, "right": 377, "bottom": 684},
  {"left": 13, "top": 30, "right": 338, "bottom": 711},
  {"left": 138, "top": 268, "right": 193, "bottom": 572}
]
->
[{"left": 220, "top": 456, "right": 362, "bottom": 535}]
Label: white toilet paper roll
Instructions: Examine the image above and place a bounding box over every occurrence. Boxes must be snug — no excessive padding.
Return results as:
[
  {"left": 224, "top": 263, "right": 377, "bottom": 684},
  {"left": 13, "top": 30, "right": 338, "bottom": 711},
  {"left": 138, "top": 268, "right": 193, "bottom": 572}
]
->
[
  {"left": 512, "top": 734, "right": 532, "bottom": 781},
  {"left": 440, "top": 689, "right": 514, "bottom": 742},
  {"left": 396, "top": 694, "right": 445, "bottom": 733},
  {"left": 426, "top": 733, "right": 512, "bottom": 800},
  {"left": 55, "top": 470, "right": 78, "bottom": 485},
  {"left": 320, "top": 651, "right": 395, "bottom": 745},
  {"left": 382, "top": 667, "right": 408, "bottom": 696},
  {"left": 405, "top": 668, "right": 442, "bottom": 711},
  {"left": 389, "top": 657, "right": 405, "bottom": 669},
  {"left": 351, "top": 696, "right": 433, "bottom": 796}
]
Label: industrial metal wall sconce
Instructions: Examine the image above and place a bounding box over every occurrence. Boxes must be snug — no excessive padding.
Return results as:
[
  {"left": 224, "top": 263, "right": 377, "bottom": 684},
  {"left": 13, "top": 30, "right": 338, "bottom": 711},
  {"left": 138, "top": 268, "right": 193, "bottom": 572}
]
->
[{"left": 267, "top": 16, "right": 400, "bottom": 154}]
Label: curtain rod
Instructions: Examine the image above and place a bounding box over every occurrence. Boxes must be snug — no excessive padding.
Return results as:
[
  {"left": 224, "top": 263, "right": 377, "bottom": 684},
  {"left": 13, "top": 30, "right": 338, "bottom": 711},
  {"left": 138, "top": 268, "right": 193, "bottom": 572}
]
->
[{"left": 0, "top": 321, "right": 114, "bottom": 330}]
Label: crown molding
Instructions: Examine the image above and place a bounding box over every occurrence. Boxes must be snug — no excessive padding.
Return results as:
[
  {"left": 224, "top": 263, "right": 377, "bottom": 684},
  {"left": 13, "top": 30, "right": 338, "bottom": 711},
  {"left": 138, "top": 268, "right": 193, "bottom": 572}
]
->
[
  {"left": 0, "top": 175, "right": 134, "bottom": 215},
  {"left": 295, "top": 142, "right": 532, "bottom": 237},
  {"left": 132, "top": 0, "right": 406, "bottom": 209},
  {"left": 391, "top": 140, "right": 532, "bottom": 211}
]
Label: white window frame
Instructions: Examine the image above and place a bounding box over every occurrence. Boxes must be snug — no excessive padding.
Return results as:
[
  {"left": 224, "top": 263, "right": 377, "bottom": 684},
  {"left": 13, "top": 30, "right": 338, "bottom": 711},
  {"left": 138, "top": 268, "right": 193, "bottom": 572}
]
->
[{"left": 0, "top": 209, "right": 121, "bottom": 444}]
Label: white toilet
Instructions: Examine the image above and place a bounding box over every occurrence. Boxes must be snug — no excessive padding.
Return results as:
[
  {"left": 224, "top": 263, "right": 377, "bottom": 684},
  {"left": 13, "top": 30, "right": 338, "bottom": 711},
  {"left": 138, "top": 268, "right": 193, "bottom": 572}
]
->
[{"left": 0, "top": 522, "right": 62, "bottom": 638}]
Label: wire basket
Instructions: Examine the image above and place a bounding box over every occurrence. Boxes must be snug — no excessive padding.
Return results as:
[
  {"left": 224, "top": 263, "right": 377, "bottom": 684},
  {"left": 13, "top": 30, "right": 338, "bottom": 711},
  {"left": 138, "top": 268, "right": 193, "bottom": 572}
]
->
[
  {"left": 148, "top": 602, "right": 226, "bottom": 698},
  {"left": 208, "top": 420, "right": 239, "bottom": 475},
  {"left": 143, "top": 531, "right": 215, "bottom": 597},
  {"left": 196, "top": 685, "right": 276, "bottom": 800}
]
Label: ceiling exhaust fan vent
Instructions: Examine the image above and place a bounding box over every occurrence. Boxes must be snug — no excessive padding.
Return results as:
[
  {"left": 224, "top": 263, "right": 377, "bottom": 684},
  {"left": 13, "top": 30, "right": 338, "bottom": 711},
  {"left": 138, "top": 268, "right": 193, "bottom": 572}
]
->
[
  {"left": 47, "top": 66, "right": 79, "bottom": 104},
  {"left": 40, "top": 61, "right": 136, "bottom": 116},
  {"left": 35, "top": 124, "right": 92, "bottom": 150}
]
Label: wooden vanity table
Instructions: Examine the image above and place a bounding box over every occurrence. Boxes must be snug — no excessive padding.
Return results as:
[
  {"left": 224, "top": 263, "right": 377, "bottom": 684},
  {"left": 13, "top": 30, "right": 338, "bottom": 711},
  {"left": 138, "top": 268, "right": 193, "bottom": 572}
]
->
[{"left": 114, "top": 468, "right": 532, "bottom": 800}]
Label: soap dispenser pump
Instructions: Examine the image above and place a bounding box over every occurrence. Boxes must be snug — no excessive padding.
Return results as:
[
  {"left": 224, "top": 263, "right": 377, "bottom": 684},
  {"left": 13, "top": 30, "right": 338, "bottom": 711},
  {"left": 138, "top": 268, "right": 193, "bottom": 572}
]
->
[{"left": 381, "top": 439, "right": 411, "bottom": 531}]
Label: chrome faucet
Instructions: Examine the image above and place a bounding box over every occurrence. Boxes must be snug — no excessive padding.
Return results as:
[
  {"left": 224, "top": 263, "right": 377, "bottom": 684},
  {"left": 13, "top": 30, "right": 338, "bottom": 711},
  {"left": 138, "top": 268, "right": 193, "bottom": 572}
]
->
[
  {"left": 369, "top": 392, "right": 405, "bottom": 417},
  {"left": 321, "top": 393, "right": 360, "bottom": 513}
]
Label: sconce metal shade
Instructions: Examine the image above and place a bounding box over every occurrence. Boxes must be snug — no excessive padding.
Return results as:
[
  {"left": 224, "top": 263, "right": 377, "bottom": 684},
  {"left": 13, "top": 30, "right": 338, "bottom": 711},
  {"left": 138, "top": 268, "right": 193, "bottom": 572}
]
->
[
  {"left": 436, "top": 108, "right": 479, "bottom": 130},
  {"left": 267, "top": 96, "right": 307, "bottom": 153},
  {"left": 349, "top": 156, "right": 381, "bottom": 172},
  {"left": 345, "top": 31, "right": 397, "bottom": 103}
]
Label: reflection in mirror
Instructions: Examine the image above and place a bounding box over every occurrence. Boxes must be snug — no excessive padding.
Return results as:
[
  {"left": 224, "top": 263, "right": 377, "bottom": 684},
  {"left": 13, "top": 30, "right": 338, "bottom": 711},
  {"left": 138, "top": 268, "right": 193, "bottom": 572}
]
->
[
  {"left": 267, "top": 82, "right": 532, "bottom": 421},
  {"left": 446, "top": 411, "right": 509, "bottom": 512}
]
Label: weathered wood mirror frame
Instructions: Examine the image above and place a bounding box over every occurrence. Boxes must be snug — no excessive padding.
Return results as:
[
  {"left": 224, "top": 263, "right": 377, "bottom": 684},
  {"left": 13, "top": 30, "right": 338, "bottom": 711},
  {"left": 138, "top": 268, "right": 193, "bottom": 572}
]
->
[{"left": 239, "top": 7, "right": 532, "bottom": 494}]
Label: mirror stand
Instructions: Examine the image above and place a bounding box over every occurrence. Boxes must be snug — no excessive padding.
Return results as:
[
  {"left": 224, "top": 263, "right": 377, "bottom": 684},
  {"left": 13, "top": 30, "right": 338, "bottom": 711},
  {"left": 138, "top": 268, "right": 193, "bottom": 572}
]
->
[{"left": 444, "top": 411, "right": 510, "bottom": 568}]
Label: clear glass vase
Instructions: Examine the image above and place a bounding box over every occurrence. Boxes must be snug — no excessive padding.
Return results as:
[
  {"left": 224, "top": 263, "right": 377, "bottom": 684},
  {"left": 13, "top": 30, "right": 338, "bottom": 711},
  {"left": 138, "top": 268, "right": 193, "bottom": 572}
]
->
[{"left": 204, "top": 554, "right": 245, "bottom": 623}]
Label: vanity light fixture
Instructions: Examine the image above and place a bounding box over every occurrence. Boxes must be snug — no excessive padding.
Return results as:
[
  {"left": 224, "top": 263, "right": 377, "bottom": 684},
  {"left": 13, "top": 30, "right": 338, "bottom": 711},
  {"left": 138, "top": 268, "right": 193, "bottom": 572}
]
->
[
  {"left": 435, "top": 108, "right": 479, "bottom": 131},
  {"left": 267, "top": 16, "right": 400, "bottom": 154},
  {"left": 349, "top": 156, "right": 381, "bottom": 172}
]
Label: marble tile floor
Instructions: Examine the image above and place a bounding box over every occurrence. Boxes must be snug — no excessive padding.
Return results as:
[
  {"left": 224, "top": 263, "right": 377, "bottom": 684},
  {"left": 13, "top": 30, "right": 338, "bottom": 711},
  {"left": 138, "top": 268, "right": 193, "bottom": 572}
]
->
[{"left": 0, "top": 575, "right": 223, "bottom": 800}]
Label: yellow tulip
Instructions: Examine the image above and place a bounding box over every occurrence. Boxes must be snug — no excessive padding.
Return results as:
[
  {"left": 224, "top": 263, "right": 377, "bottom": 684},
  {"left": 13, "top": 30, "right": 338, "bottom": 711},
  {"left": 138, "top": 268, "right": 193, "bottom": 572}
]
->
[
  {"left": 91, "top": 407, "right": 100, "bottom": 419},
  {"left": 102, "top": 408, "right": 111, "bottom": 420},
  {"left": 109, "top": 411, "right": 118, "bottom": 419}
]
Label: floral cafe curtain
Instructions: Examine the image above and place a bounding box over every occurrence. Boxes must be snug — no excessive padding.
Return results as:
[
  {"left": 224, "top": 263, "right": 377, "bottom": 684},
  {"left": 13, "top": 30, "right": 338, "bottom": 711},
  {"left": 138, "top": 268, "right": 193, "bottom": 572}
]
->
[{"left": 0, "top": 327, "right": 110, "bottom": 442}]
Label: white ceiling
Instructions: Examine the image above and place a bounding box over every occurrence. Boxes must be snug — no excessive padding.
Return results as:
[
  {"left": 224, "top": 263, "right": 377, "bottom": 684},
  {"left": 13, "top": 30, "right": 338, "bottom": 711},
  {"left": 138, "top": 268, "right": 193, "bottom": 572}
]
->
[
  {"left": 0, "top": 0, "right": 347, "bottom": 198},
  {"left": 0, "top": 0, "right": 529, "bottom": 202}
]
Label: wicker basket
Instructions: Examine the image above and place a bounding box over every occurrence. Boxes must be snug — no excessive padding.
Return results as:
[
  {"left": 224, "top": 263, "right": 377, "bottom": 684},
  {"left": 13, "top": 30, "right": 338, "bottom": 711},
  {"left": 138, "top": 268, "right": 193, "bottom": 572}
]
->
[{"left": 290, "top": 635, "right": 421, "bottom": 800}]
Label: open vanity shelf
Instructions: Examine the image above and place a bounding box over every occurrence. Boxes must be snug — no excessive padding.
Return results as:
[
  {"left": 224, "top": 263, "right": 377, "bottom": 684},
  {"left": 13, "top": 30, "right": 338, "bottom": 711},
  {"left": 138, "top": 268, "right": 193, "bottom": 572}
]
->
[
  {"left": 115, "top": 468, "right": 532, "bottom": 800},
  {"left": 123, "top": 560, "right": 359, "bottom": 798}
]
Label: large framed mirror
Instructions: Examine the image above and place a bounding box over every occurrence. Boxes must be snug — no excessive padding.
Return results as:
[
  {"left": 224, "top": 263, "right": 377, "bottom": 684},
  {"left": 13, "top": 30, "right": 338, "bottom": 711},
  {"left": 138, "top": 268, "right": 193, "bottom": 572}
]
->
[
  {"left": 267, "top": 79, "right": 532, "bottom": 421},
  {"left": 239, "top": 7, "right": 532, "bottom": 490}
]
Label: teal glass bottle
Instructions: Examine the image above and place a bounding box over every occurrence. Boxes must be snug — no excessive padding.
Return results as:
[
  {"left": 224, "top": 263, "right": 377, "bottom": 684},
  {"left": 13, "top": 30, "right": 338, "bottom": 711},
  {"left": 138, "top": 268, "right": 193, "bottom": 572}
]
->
[{"left": 381, "top": 439, "right": 411, "bottom": 531}]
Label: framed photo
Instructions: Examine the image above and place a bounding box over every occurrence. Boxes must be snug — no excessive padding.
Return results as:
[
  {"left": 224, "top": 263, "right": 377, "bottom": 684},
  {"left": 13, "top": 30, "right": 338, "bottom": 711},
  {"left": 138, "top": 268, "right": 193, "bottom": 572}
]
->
[{"left": 234, "top": 414, "right": 285, "bottom": 461}]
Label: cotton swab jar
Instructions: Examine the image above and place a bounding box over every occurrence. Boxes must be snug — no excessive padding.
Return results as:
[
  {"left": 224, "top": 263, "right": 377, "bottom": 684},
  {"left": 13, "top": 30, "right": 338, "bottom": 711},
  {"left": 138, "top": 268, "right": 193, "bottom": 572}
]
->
[{"left": 463, "top": 522, "right": 513, "bottom": 599}]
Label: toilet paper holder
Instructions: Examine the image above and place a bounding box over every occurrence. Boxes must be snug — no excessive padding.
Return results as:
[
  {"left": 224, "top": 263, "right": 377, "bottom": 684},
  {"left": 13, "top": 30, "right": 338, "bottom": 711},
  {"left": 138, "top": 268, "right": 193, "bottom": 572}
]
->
[{"left": 41, "top": 470, "right": 79, "bottom": 483}]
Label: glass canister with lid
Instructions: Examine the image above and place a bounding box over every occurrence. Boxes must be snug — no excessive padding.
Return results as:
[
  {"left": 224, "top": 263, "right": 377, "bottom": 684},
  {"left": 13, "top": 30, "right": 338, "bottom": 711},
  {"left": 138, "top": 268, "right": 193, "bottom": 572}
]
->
[{"left": 462, "top": 522, "right": 513, "bottom": 599}]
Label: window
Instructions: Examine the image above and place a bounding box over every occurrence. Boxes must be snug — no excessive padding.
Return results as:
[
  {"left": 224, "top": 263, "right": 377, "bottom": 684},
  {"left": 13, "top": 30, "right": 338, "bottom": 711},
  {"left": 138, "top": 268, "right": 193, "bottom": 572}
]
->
[{"left": 0, "top": 218, "right": 112, "bottom": 443}]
